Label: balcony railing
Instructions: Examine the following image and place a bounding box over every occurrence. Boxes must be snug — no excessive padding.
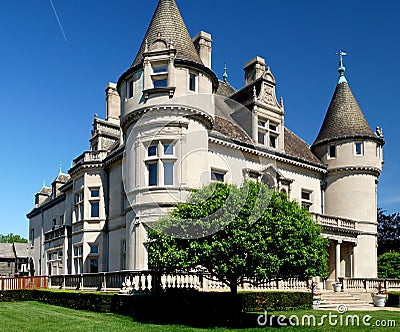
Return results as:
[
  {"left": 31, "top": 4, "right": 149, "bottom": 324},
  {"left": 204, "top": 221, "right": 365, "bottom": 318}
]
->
[
  {"left": 343, "top": 278, "right": 400, "bottom": 292},
  {"left": 313, "top": 213, "right": 356, "bottom": 230},
  {"left": 48, "top": 271, "right": 310, "bottom": 293},
  {"left": 73, "top": 151, "right": 108, "bottom": 165}
]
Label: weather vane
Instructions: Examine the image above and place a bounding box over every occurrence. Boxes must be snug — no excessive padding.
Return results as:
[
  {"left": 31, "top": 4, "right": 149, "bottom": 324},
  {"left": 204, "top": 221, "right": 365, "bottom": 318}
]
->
[{"left": 336, "top": 49, "right": 347, "bottom": 68}]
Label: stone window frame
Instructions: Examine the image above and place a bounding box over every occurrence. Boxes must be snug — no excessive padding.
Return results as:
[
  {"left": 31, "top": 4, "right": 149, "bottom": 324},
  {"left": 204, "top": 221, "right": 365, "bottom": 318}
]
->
[
  {"left": 257, "top": 116, "right": 279, "bottom": 149},
  {"left": 145, "top": 141, "right": 177, "bottom": 187}
]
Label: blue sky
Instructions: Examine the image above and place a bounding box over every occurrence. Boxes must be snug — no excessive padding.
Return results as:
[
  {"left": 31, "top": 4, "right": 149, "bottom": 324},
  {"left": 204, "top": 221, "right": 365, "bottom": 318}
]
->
[{"left": 0, "top": 0, "right": 399, "bottom": 237}]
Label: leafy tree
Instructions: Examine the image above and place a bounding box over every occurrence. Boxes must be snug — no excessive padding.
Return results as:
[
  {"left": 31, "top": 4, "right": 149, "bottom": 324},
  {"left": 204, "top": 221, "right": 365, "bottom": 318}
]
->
[
  {"left": 0, "top": 233, "right": 28, "bottom": 243},
  {"left": 378, "top": 251, "right": 400, "bottom": 279},
  {"left": 147, "top": 181, "right": 329, "bottom": 294},
  {"left": 377, "top": 208, "right": 400, "bottom": 254}
]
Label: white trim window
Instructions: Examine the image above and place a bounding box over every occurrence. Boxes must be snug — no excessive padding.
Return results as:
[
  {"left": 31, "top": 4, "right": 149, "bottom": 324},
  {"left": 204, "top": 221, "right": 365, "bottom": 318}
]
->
[
  {"left": 301, "top": 189, "right": 313, "bottom": 211},
  {"left": 74, "top": 191, "right": 84, "bottom": 222},
  {"left": 89, "top": 188, "right": 101, "bottom": 218},
  {"left": 145, "top": 142, "right": 176, "bottom": 187},
  {"left": 354, "top": 142, "right": 364, "bottom": 156},
  {"left": 189, "top": 71, "right": 198, "bottom": 92},
  {"left": 151, "top": 62, "right": 168, "bottom": 88},
  {"left": 258, "top": 117, "right": 279, "bottom": 149},
  {"left": 328, "top": 145, "right": 337, "bottom": 159}
]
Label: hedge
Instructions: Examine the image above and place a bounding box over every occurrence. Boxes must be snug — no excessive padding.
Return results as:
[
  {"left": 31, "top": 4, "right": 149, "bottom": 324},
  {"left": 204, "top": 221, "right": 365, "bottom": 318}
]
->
[
  {"left": 0, "top": 289, "right": 312, "bottom": 326},
  {"left": 387, "top": 292, "right": 400, "bottom": 308}
]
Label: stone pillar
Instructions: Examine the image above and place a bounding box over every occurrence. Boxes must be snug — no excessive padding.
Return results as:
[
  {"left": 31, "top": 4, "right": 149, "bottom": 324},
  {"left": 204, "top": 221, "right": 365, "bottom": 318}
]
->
[
  {"left": 336, "top": 240, "right": 342, "bottom": 280},
  {"left": 353, "top": 243, "right": 358, "bottom": 277}
]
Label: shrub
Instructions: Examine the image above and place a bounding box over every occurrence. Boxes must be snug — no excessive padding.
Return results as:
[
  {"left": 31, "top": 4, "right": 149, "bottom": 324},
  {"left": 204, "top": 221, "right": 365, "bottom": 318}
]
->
[
  {"left": 378, "top": 251, "right": 400, "bottom": 279},
  {"left": 239, "top": 291, "right": 312, "bottom": 311},
  {"left": 387, "top": 292, "right": 400, "bottom": 308},
  {"left": 0, "top": 290, "right": 33, "bottom": 302}
]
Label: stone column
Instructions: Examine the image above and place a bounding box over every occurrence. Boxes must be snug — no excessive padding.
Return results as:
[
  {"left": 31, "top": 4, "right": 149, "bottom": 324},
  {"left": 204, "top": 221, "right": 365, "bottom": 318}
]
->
[
  {"left": 352, "top": 243, "right": 358, "bottom": 277},
  {"left": 336, "top": 240, "right": 342, "bottom": 280}
]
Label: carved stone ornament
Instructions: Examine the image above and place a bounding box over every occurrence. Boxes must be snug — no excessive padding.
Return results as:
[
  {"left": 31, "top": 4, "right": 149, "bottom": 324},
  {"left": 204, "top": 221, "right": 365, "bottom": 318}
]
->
[{"left": 260, "top": 83, "right": 277, "bottom": 107}]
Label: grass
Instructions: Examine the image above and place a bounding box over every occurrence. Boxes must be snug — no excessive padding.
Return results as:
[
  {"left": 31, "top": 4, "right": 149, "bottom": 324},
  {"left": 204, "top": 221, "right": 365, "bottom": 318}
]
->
[{"left": 0, "top": 302, "right": 399, "bottom": 331}]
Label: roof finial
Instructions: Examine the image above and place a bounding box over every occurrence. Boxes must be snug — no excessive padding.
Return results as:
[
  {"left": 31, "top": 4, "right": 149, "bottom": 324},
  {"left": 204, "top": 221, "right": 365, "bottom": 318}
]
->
[
  {"left": 42, "top": 180, "right": 46, "bottom": 188},
  {"left": 59, "top": 164, "right": 63, "bottom": 174},
  {"left": 336, "top": 49, "right": 347, "bottom": 84},
  {"left": 223, "top": 62, "right": 228, "bottom": 82}
]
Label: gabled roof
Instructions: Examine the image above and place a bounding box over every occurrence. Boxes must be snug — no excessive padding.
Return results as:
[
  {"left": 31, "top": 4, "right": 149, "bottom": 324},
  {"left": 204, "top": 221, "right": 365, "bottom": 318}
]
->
[
  {"left": 38, "top": 186, "right": 52, "bottom": 196},
  {"left": 132, "top": 0, "right": 203, "bottom": 67},
  {"left": 0, "top": 243, "right": 14, "bottom": 259},
  {"left": 13, "top": 243, "right": 29, "bottom": 258},
  {"left": 313, "top": 79, "right": 376, "bottom": 147}
]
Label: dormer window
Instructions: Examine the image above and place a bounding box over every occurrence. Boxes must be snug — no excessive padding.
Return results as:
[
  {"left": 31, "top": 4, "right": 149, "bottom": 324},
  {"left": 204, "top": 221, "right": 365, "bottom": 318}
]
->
[
  {"left": 151, "top": 62, "right": 168, "bottom": 88},
  {"left": 258, "top": 117, "right": 279, "bottom": 149}
]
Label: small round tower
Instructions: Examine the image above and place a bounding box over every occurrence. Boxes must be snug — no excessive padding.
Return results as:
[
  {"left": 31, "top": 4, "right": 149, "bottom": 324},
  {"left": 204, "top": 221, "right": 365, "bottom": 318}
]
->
[{"left": 312, "top": 51, "right": 384, "bottom": 278}]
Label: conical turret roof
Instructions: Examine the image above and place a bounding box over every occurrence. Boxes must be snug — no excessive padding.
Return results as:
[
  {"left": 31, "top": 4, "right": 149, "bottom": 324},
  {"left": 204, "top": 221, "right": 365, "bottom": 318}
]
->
[
  {"left": 313, "top": 67, "right": 376, "bottom": 146},
  {"left": 131, "top": 0, "right": 203, "bottom": 67}
]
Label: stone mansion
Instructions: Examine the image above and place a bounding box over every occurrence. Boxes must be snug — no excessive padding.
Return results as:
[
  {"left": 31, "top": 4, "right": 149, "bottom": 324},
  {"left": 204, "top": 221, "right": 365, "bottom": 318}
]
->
[{"left": 27, "top": 0, "right": 384, "bottom": 287}]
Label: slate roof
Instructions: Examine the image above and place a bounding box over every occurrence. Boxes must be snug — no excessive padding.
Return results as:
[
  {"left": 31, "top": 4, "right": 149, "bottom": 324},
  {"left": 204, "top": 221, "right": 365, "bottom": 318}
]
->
[
  {"left": 284, "top": 128, "right": 321, "bottom": 164},
  {"left": 0, "top": 243, "right": 14, "bottom": 259},
  {"left": 313, "top": 81, "right": 376, "bottom": 146},
  {"left": 54, "top": 173, "right": 70, "bottom": 183},
  {"left": 38, "top": 187, "right": 52, "bottom": 196},
  {"left": 216, "top": 81, "right": 237, "bottom": 98},
  {"left": 132, "top": 0, "right": 203, "bottom": 67},
  {"left": 13, "top": 243, "right": 29, "bottom": 258}
]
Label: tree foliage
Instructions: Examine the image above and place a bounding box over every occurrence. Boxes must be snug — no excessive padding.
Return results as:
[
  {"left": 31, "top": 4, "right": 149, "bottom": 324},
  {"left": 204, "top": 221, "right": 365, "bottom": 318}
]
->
[
  {"left": 0, "top": 233, "right": 28, "bottom": 243},
  {"left": 377, "top": 208, "right": 400, "bottom": 254},
  {"left": 378, "top": 251, "right": 400, "bottom": 279},
  {"left": 147, "top": 181, "right": 329, "bottom": 294}
]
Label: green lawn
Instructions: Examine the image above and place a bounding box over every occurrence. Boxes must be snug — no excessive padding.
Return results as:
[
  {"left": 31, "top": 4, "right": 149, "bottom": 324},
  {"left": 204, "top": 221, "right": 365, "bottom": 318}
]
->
[{"left": 0, "top": 302, "right": 399, "bottom": 331}]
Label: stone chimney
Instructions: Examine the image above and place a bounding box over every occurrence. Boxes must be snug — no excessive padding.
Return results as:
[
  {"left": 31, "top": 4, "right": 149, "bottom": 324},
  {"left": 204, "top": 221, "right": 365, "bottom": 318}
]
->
[
  {"left": 192, "top": 31, "right": 212, "bottom": 69},
  {"left": 105, "top": 83, "right": 120, "bottom": 124},
  {"left": 244, "top": 56, "right": 266, "bottom": 85}
]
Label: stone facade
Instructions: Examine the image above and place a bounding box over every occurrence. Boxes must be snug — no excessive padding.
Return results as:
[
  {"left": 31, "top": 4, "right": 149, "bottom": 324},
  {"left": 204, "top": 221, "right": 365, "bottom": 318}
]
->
[{"left": 27, "top": 0, "right": 384, "bottom": 286}]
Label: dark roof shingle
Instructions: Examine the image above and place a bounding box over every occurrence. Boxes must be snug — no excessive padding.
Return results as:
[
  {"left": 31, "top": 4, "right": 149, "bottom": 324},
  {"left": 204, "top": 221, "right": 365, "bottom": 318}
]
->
[
  {"left": 313, "top": 82, "right": 375, "bottom": 146},
  {"left": 132, "top": 0, "right": 203, "bottom": 67}
]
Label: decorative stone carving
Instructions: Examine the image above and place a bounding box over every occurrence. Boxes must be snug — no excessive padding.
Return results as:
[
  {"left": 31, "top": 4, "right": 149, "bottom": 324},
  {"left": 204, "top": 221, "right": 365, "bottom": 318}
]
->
[{"left": 260, "top": 83, "right": 277, "bottom": 107}]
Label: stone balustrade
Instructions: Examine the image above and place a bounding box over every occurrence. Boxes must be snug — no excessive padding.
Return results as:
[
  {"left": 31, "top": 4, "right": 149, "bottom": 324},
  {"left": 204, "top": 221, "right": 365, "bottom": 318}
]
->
[
  {"left": 73, "top": 151, "right": 108, "bottom": 165},
  {"left": 313, "top": 213, "right": 356, "bottom": 230},
  {"left": 344, "top": 278, "right": 400, "bottom": 292},
  {"left": 48, "top": 271, "right": 311, "bottom": 293}
]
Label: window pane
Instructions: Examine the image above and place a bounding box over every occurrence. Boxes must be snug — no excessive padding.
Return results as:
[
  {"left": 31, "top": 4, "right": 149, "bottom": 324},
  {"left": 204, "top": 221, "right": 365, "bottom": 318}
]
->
[
  {"left": 329, "top": 145, "right": 336, "bottom": 158},
  {"left": 211, "top": 171, "right": 225, "bottom": 182},
  {"left": 148, "top": 163, "right": 158, "bottom": 186},
  {"left": 355, "top": 142, "right": 363, "bottom": 155},
  {"left": 90, "top": 259, "right": 98, "bottom": 273},
  {"left": 148, "top": 145, "right": 157, "bottom": 156},
  {"left": 258, "top": 120, "right": 266, "bottom": 127},
  {"left": 301, "top": 191, "right": 311, "bottom": 200},
  {"left": 164, "top": 162, "right": 174, "bottom": 185},
  {"left": 90, "top": 202, "right": 99, "bottom": 218},
  {"left": 153, "top": 65, "right": 167, "bottom": 73},
  {"left": 91, "top": 189, "right": 100, "bottom": 197},
  {"left": 258, "top": 132, "right": 265, "bottom": 145},
  {"left": 189, "top": 72, "right": 197, "bottom": 91},
  {"left": 90, "top": 245, "right": 99, "bottom": 254},
  {"left": 164, "top": 144, "right": 174, "bottom": 155},
  {"left": 153, "top": 79, "right": 167, "bottom": 88},
  {"left": 128, "top": 80, "right": 134, "bottom": 98},
  {"left": 269, "top": 135, "right": 277, "bottom": 148},
  {"left": 269, "top": 123, "right": 278, "bottom": 131}
]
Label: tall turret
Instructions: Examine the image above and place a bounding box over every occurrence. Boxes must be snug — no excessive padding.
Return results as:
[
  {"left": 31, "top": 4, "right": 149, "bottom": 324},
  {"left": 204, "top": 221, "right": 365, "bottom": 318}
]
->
[
  {"left": 116, "top": 0, "right": 219, "bottom": 270},
  {"left": 312, "top": 51, "right": 384, "bottom": 278}
]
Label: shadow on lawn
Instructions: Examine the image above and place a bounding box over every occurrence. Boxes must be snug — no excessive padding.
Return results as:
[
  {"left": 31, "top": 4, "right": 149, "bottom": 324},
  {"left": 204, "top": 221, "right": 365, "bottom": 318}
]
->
[{"left": 112, "top": 289, "right": 293, "bottom": 329}]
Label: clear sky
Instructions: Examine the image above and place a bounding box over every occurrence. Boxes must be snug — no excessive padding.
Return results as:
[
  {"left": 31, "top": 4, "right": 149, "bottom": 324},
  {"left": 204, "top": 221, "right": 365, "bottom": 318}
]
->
[{"left": 0, "top": 0, "right": 399, "bottom": 237}]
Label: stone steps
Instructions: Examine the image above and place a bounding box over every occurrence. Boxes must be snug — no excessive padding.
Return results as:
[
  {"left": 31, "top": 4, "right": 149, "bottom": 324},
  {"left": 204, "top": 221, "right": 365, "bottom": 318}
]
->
[{"left": 317, "top": 291, "right": 373, "bottom": 310}]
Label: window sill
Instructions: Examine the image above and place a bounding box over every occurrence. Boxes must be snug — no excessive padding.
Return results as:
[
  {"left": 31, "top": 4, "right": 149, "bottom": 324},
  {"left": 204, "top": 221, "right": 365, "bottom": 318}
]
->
[{"left": 143, "top": 87, "right": 175, "bottom": 100}]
